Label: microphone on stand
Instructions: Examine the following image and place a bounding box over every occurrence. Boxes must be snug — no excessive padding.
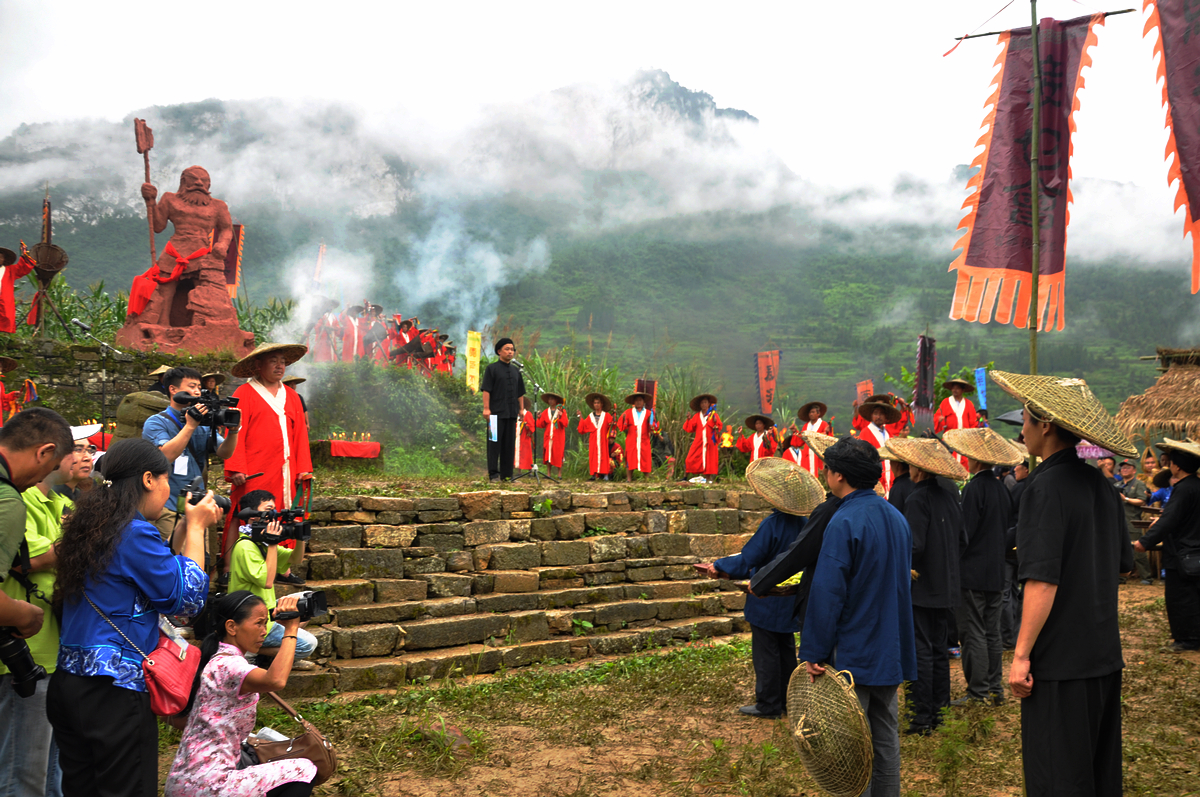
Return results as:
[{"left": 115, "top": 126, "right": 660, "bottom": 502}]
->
[
  {"left": 71, "top": 318, "right": 92, "bottom": 332},
  {"left": 512, "top": 359, "right": 525, "bottom": 369}
]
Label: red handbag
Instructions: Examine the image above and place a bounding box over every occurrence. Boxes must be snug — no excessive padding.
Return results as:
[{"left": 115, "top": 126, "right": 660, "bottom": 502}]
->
[{"left": 85, "top": 594, "right": 200, "bottom": 716}]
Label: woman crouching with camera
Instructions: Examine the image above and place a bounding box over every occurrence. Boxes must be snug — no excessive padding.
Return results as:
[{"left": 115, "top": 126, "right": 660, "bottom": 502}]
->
[
  {"left": 47, "top": 438, "right": 220, "bottom": 797},
  {"left": 165, "top": 591, "right": 316, "bottom": 797}
]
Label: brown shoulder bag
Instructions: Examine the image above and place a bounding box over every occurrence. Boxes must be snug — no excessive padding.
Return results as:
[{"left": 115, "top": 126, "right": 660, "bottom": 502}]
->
[{"left": 247, "top": 692, "right": 338, "bottom": 786}]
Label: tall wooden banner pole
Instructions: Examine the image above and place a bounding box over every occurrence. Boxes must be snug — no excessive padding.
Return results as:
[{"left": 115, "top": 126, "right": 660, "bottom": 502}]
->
[
  {"left": 1028, "top": 0, "right": 1041, "bottom": 374},
  {"left": 134, "top": 119, "right": 158, "bottom": 269}
]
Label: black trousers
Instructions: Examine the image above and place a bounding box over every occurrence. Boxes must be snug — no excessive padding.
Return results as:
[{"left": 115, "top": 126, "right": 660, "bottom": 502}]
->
[
  {"left": 750, "top": 624, "right": 797, "bottom": 715},
  {"left": 1021, "top": 670, "right": 1122, "bottom": 797},
  {"left": 486, "top": 416, "right": 518, "bottom": 480},
  {"left": 1164, "top": 567, "right": 1200, "bottom": 647},
  {"left": 957, "top": 589, "right": 1004, "bottom": 700},
  {"left": 908, "top": 605, "right": 950, "bottom": 730},
  {"left": 45, "top": 670, "right": 159, "bottom": 797},
  {"left": 1000, "top": 561, "right": 1022, "bottom": 649}
]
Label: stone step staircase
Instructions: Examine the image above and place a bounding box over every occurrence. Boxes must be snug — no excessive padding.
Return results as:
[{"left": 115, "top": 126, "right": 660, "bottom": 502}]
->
[{"left": 272, "top": 487, "right": 771, "bottom": 697}]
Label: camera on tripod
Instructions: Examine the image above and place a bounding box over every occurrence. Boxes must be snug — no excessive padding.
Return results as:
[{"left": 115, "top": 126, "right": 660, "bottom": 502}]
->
[
  {"left": 0, "top": 627, "right": 46, "bottom": 698},
  {"left": 174, "top": 390, "right": 241, "bottom": 429},
  {"left": 270, "top": 590, "right": 327, "bottom": 622},
  {"left": 236, "top": 506, "right": 311, "bottom": 545}
]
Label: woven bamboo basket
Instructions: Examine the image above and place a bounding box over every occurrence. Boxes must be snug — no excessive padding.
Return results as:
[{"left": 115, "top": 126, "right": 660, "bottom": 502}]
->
[{"left": 786, "top": 664, "right": 873, "bottom": 797}]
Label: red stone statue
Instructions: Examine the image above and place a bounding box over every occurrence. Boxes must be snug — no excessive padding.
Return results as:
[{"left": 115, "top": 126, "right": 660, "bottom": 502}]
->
[{"left": 116, "top": 166, "right": 254, "bottom": 355}]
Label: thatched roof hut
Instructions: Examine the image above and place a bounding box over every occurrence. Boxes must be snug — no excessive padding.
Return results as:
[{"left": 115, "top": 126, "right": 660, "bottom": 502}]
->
[{"left": 1116, "top": 348, "right": 1200, "bottom": 440}]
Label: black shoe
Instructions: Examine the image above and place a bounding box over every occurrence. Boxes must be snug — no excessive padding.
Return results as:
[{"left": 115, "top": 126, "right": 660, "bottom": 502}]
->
[
  {"left": 903, "top": 725, "right": 933, "bottom": 736},
  {"left": 277, "top": 571, "right": 306, "bottom": 586},
  {"left": 489, "top": 474, "right": 500, "bottom": 483},
  {"left": 1163, "top": 642, "right": 1200, "bottom": 653},
  {"left": 738, "top": 704, "right": 782, "bottom": 719},
  {"left": 989, "top": 693, "right": 1006, "bottom": 706}
]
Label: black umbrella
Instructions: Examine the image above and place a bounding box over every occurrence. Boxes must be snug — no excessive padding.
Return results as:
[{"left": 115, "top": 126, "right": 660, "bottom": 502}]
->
[{"left": 993, "top": 409, "right": 1025, "bottom": 427}]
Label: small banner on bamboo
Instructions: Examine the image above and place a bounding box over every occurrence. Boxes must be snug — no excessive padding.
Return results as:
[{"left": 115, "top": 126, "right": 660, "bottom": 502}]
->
[
  {"left": 948, "top": 13, "right": 1106, "bottom": 331},
  {"left": 974, "top": 366, "right": 989, "bottom": 410},
  {"left": 855, "top": 379, "right": 874, "bottom": 405},
  {"left": 465, "top": 331, "right": 482, "bottom": 393},
  {"left": 755, "top": 350, "right": 779, "bottom": 414}
]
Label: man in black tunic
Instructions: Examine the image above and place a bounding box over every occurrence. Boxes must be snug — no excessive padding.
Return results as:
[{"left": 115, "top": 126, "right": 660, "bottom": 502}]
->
[
  {"left": 480, "top": 338, "right": 526, "bottom": 482},
  {"left": 1135, "top": 438, "right": 1200, "bottom": 652},
  {"left": 885, "top": 437, "right": 966, "bottom": 735},
  {"left": 943, "top": 427, "right": 1020, "bottom": 705},
  {"left": 991, "top": 370, "right": 1134, "bottom": 797}
]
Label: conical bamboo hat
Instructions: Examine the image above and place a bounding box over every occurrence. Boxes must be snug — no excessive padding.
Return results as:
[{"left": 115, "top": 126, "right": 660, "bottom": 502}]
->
[
  {"left": 989, "top": 371, "right": 1136, "bottom": 458},
  {"left": 884, "top": 437, "right": 969, "bottom": 481},
  {"left": 745, "top": 457, "right": 825, "bottom": 516},
  {"left": 942, "top": 427, "right": 1024, "bottom": 466}
]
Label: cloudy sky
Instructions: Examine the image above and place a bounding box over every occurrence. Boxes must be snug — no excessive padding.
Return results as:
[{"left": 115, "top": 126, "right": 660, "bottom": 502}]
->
[{"left": 0, "top": 1, "right": 1179, "bottom": 244}]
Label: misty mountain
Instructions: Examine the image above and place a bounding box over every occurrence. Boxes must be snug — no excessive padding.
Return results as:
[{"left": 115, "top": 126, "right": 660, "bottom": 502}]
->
[{"left": 0, "top": 70, "right": 1193, "bottom": 417}]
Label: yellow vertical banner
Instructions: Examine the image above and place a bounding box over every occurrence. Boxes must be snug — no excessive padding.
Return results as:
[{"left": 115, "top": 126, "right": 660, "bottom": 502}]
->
[{"left": 466, "top": 331, "right": 482, "bottom": 392}]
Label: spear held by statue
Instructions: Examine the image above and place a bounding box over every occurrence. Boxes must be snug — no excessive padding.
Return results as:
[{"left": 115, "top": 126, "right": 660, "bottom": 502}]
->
[{"left": 134, "top": 118, "right": 157, "bottom": 268}]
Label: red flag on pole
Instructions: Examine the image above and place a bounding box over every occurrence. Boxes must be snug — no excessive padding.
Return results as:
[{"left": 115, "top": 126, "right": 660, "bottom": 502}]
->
[
  {"left": 755, "top": 351, "right": 780, "bottom": 414},
  {"left": 948, "top": 13, "right": 1106, "bottom": 330}
]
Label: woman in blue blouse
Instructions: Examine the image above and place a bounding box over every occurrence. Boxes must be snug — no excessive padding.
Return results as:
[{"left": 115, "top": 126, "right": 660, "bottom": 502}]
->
[{"left": 47, "top": 438, "right": 220, "bottom": 797}]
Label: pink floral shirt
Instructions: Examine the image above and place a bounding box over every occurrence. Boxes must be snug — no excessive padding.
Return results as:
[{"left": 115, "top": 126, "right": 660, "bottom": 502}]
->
[{"left": 165, "top": 643, "right": 316, "bottom": 797}]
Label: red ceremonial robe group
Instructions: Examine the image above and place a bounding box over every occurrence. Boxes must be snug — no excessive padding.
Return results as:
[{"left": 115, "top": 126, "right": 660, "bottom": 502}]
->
[
  {"left": 682, "top": 409, "right": 722, "bottom": 475},
  {"left": 223, "top": 379, "right": 312, "bottom": 539},
  {"left": 617, "top": 407, "right": 655, "bottom": 474},
  {"left": 537, "top": 407, "right": 568, "bottom": 467},
  {"left": 795, "top": 418, "right": 833, "bottom": 476},
  {"left": 736, "top": 431, "right": 776, "bottom": 462},
  {"left": 576, "top": 411, "right": 614, "bottom": 476}
]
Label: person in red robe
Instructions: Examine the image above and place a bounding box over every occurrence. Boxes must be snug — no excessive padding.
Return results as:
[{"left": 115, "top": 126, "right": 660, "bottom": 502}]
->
[
  {"left": 735, "top": 414, "right": 777, "bottom": 463},
  {"left": 576, "top": 393, "right": 615, "bottom": 480},
  {"left": 856, "top": 396, "right": 901, "bottom": 494},
  {"left": 309, "top": 309, "right": 339, "bottom": 362},
  {"left": 221, "top": 342, "right": 313, "bottom": 580},
  {"left": 617, "top": 391, "right": 657, "bottom": 481},
  {"left": 0, "top": 356, "right": 17, "bottom": 427},
  {"left": 0, "top": 245, "right": 36, "bottom": 334},
  {"left": 852, "top": 393, "right": 910, "bottom": 437},
  {"left": 537, "top": 393, "right": 568, "bottom": 477},
  {"left": 513, "top": 408, "right": 535, "bottom": 472},
  {"left": 682, "top": 393, "right": 722, "bottom": 481},
  {"left": 933, "top": 378, "right": 979, "bottom": 467},
  {"left": 338, "top": 305, "right": 366, "bottom": 362},
  {"left": 791, "top": 402, "right": 833, "bottom": 477}
]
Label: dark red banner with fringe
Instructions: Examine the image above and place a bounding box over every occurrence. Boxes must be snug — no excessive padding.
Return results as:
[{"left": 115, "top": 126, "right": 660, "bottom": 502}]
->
[
  {"left": 755, "top": 351, "right": 779, "bottom": 415},
  {"left": 1144, "top": 1, "right": 1200, "bottom": 293},
  {"left": 949, "top": 13, "right": 1105, "bottom": 331}
]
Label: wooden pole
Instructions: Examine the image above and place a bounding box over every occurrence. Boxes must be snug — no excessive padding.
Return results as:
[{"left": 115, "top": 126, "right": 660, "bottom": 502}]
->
[{"left": 1028, "top": 0, "right": 1041, "bottom": 375}]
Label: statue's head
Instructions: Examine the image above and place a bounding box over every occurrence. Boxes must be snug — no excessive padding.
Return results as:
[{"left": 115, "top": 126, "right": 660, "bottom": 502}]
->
[{"left": 177, "top": 166, "right": 212, "bottom": 206}]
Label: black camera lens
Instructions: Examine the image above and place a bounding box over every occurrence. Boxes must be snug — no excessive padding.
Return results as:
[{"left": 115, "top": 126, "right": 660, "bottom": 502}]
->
[{"left": 0, "top": 629, "right": 47, "bottom": 698}]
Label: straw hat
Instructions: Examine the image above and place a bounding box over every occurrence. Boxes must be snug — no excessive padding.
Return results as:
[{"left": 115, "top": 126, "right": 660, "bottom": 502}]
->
[
  {"left": 283, "top": 375, "right": 307, "bottom": 386},
  {"left": 857, "top": 396, "right": 901, "bottom": 425},
  {"left": 541, "top": 392, "right": 564, "bottom": 405},
  {"left": 1156, "top": 437, "right": 1200, "bottom": 460},
  {"left": 942, "top": 427, "right": 1024, "bottom": 467},
  {"left": 1011, "top": 439, "right": 1029, "bottom": 458},
  {"left": 148, "top": 364, "right": 171, "bottom": 377},
  {"left": 625, "top": 391, "right": 652, "bottom": 405},
  {"left": 989, "top": 370, "right": 1137, "bottom": 458},
  {"left": 798, "top": 401, "right": 827, "bottom": 419},
  {"left": 786, "top": 666, "right": 873, "bottom": 797},
  {"left": 0, "top": 248, "right": 16, "bottom": 267},
  {"left": 744, "top": 414, "right": 776, "bottom": 430},
  {"left": 347, "top": 305, "right": 364, "bottom": 315},
  {"left": 801, "top": 430, "right": 838, "bottom": 459},
  {"left": 745, "top": 457, "right": 825, "bottom": 516},
  {"left": 0, "top": 356, "right": 17, "bottom": 374},
  {"left": 231, "top": 342, "right": 309, "bottom": 379},
  {"left": 689, "top": 393, "right": 718, "bottom": 412},
  {"left": 201, "top": 372, "right": 226, "bottom": 386},
  {"left": 884, "top": 437, "right": 969, "bottom": 480},
  {"left": 943, "top": 377, "right": 975, "bottom": 392},
  {"left": 584, "top": 392, "right": 613, "bottom": 413}
]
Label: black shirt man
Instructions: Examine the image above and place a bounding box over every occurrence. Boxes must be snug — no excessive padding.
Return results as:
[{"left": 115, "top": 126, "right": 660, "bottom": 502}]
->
[{"left": 480, "top": 338, "right": 526, "bottom": 481}]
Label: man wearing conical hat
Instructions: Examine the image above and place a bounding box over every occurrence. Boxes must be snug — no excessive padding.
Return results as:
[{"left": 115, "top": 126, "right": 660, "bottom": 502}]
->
[
  {"left": 943, "top": 428, "right": 1020, "bottom": 706},
  {"left": 221, "top": 343, "right": 313, "bottom": 576},
  {"left": 338, "top": 304, "right": 367, "bottom": 362},
  {"left": 856, "top": 396, "right": 901, "bottom": 494},
  {"left": 735, "top": 415, "right": 777, "bottom": 463},
  {"left": 535, "top": 392, "right": 568, "bottom": 479},
  {"left": 682, "top": 394, "right": 721, "bottom": 482},
  {"left": 1134, "top": 438, "right": 1200, "bottom": 654},
  {"left": 933, "top": 379, "right": 979, "bottom": 469},
  {"left": 698, "top": 459, "right": 823, "bottom": 719},
  {"left": 617, "top": 392, "right": 657, "bottom": 482},
  {"left": 885, "top": 437, "right": 966, "bottom": 735},
  {"left": 576, "top": 393, "right": 615, "bottom": 481},
  {"left": 990, "top": 370, "right": 1134, "bottom": 796},
  {"left": 789, "top": 402, "right": 831, "bottom": 477}
]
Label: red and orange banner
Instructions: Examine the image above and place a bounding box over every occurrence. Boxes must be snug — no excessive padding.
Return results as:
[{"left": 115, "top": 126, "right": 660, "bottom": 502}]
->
[
  {"left": 1144, "top": 1, "right": 1200, "bottom": 293},
  {"left": 755, "top": 350, "right": 779, "bottom": 414},
  {"left": 949, "top": 13, "right": 1106, "bottom": 331},
  {"left": 855, "top": 379, "right": 874, "bottom": 405}
]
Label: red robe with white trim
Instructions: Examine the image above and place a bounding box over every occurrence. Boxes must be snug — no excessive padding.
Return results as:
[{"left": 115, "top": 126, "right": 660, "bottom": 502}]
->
[
  {"left": 736, "top": 431, "right": 776, "bottom": 462},
  {"left": 339, "top": 314, "right": 365, "bottom": 362},
  {"left": 514, "top": 410, "right": 535, "bottom": 470},
  {"left": 797, "top": 419, "right": 833, "bottom": 476},
  {"left": 782, "top": 444, "right": 803, "bottom": 466},
  {"left": 311, "top": 313, "right": 338, "bottom": 362},
  {"left": 617, "top": 407, "right": 656, "bottom": 474},
  {"left": 933, "top": 397, "right": 978, "bottom": 433},
  {"left": 0, "top": 254, "right": 35, "bottom": 334},
  {"left": 682, "top": 410, "right": 722, "bottom": 475},
  {"left": 576, "top": 411, "right": 614, "bottom": 475},
  {"left": 857, "top": 422, "right": 893, "bottom": 493},
  {"left": 537, "top": 408, "right": 568, "bottom": 467},
  {"left": 222, "top": 381, "right": 312, "bottom": 540}
]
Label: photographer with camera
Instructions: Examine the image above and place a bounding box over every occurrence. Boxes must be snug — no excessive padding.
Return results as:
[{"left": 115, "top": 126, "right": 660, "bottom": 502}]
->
[
  {"left": 0, "top": 411, "right": 75, "bottom": 797},
  {"left": 229, "top": 491, "right": 318, "bottom": 670},
  {"left": 165, "top": 591, "right": 317, "bottom": 797},
  {"left": 143, "top": 367, "right": 239, "bottom": 550},
  {"left": 47, "top": 438, "right": 221, "bottom": 797}
]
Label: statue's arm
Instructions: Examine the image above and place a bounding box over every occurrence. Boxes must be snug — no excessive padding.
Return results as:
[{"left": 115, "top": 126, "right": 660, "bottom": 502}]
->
[
  {"left": 211, "top": 202, "right": 233, "bottom": 259},
  {"left": 140, "top": 183, "right": 171, "bottom": 234}
]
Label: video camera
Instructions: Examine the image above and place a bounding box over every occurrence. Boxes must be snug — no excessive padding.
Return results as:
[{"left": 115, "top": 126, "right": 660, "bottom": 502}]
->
[
  {"left": 270, "top": 590, "right": 327, "bottom": 622},
  {"left": 236, "top": 506, "right": 311, "bottom": 545},
  {"left": 174, "top": 390, "right": 241, "bottom": 429},
  {"left": 181, "top": 474, "right": 232, "bottom": 513}
]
